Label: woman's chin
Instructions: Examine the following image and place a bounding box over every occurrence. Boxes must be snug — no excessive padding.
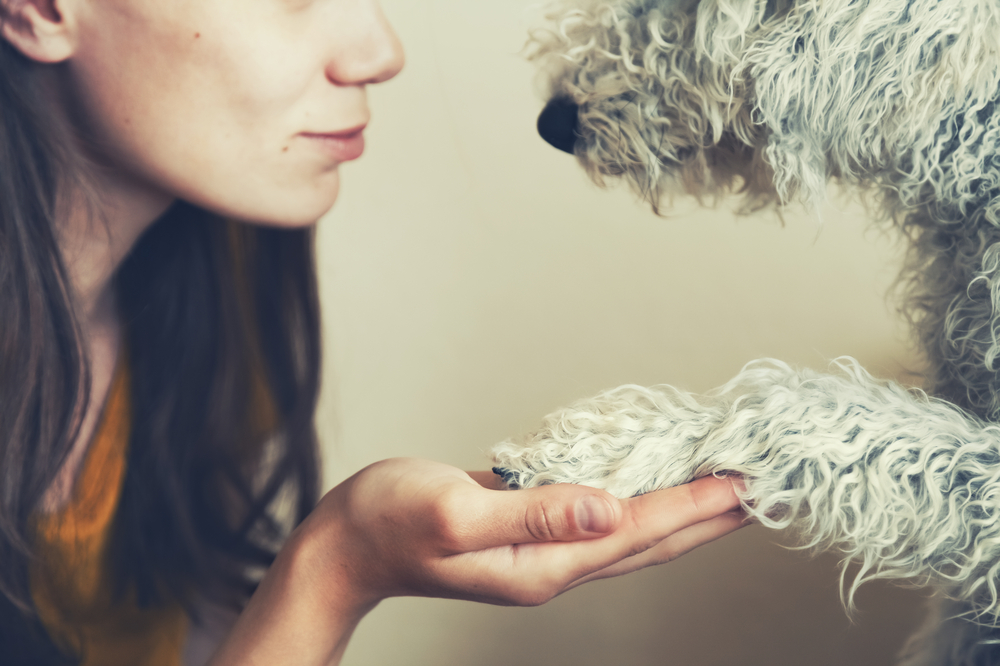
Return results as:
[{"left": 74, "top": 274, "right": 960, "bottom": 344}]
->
[{"left": 211, "top": 177, "right": 341, "bottom": 229}]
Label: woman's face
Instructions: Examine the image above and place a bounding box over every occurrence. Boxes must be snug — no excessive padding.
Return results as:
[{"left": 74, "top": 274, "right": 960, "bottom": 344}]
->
[{"left": 64, "top": 0, "right": 403, "bottom": 226}]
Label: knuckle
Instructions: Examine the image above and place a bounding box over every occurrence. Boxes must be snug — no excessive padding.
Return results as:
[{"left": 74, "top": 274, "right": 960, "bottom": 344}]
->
[
  {"left": 625, "top": 503, "right": 650, "bottom": 540},
  {"left": 524, "top": 500, "right": 564, "bottom": 541},
  {"left": 622, "top": 504, "right": 660, "bottom": 557},
  {"left": 425, "top": 492, "right": 469, "bottom": 551},
  {"left": 625, "top": 539, "right": 658, "bottom": 560},
  {"left": 682, "top": 483, "right": 701, "bottom": 514}
]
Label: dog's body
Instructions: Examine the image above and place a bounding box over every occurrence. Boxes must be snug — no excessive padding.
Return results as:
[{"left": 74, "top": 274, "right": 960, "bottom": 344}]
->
[{"left": 489, "top": 1, "right": 1000, "bottom": 663}]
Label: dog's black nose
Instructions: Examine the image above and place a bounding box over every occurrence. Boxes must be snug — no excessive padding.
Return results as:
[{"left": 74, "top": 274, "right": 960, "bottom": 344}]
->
[{"left": 537, "top": 97, "right": 580, "bottom": 154}]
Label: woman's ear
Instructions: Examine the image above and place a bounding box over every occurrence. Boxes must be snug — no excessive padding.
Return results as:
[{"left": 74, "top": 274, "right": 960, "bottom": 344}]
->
[{"left": 1, "top": 0, "right": 76, "bottom": 63}]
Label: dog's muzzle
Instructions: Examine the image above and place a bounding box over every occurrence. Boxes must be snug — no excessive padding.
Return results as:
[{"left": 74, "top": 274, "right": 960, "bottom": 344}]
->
[{"left": 537, "top": 97, "right": 580, "bottom": 154}]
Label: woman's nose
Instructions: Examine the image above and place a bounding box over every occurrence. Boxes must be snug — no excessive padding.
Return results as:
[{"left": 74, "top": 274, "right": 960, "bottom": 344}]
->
[{"left": 326, "top": 1, "right": 405, "bottom": 86}]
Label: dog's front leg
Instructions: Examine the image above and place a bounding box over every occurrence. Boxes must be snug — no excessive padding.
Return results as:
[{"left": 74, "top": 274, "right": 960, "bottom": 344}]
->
[{"left": 491, "top": 358, "right": 1000, "bottom": 621}]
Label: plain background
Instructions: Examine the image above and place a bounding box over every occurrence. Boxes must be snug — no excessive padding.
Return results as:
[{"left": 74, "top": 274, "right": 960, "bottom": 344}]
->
[{"left": 314, "top": 1, "right": 929, "bottom": 663}]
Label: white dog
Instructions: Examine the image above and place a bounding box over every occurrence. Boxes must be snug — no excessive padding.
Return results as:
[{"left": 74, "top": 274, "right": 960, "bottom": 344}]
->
[{"left": 490, "top": 1, "right": 1000, "bottom": 664}]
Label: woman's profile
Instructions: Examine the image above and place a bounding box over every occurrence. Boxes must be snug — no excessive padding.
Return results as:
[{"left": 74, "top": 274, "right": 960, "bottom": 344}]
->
[{"left": 0, "top": 1, "right": 745, "bottom": 664}]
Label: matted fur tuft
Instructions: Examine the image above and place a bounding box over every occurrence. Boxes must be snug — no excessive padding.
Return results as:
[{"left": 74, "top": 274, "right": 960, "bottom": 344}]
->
[{"left": 497, "top": 1, "right": 1000, "bottom": 663}]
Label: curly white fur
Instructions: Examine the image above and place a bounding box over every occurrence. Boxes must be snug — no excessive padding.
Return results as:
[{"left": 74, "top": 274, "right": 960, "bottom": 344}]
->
[
  {"left": 492, "top": 1, "right": 1000, "bottom": 663},
  {"left": 531, "top": 0, "right": 1000, "bottom": 221},
  {"left": 492, "top": 360, "right": 1000, "bottom": 611},
  {"left": 492, "top": 359, "right": 1000, "bottom": 664}
]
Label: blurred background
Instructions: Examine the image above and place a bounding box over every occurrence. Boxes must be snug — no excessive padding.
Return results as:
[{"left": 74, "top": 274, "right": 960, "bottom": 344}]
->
[{"left": 315, "top": 1, "right": 927, "bottom": 663}]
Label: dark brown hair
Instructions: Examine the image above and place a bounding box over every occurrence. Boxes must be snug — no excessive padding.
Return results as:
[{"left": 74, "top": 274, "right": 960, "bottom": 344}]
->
[{"left": 0, "top": 24, "right": 322, "bottom": 665}]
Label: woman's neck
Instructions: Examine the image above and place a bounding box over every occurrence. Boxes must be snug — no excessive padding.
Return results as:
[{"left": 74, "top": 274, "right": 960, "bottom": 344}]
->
[
  {"left": 57, "top": 167, "right": 176, "bottom": 331},
  {"left": 40, "top": 169, "right": 175, "bottom": 513}
]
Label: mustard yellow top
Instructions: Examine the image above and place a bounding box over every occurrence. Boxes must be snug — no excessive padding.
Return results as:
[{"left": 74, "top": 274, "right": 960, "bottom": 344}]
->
[{"left": 30, "top": 361, "right": 188, "bottom": 666}]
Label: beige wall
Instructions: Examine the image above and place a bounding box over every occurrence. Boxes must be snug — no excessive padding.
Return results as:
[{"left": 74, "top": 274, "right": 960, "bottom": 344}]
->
[{"left": 315, "top": 1, "right": 927, "bottom": 664}]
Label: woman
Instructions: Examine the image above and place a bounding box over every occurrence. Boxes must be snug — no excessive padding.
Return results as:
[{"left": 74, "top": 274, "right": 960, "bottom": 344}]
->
[{"left": 0, "top": 0, "right": 747, "bottom": 664}]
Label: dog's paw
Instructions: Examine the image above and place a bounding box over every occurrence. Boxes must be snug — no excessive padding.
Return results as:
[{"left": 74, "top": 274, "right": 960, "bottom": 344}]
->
[{"left": 490, "top": 384, "right": 728, "bottom": 498}]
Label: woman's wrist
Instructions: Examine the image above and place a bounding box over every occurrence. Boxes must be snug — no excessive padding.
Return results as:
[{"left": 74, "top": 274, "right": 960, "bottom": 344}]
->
[
  {"left": 293, "top": 492, "right": 385, "bottom": 621},
  {"left": 208, "top": 499, "right": 380, "bottom": 666}
]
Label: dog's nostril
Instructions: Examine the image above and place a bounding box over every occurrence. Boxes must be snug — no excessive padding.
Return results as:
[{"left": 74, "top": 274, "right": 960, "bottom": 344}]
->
[{"left": 537, "top": 97, "right": 580, "bottom": 154}]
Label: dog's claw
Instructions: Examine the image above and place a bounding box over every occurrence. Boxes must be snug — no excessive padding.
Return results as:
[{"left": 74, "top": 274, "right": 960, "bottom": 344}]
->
[{"left": 491, "top": 466, "right": 519, "bottom": 488}]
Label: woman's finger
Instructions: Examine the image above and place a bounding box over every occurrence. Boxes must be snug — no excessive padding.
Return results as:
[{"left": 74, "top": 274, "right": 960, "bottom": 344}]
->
[
  {"left": 451, "top": 474, "right": 739, "bottom": 557},
  {"left": 495, "top": 476, "right": 744, "bottom": 581},
  {"left": 564, "top": 510, "right": 749, "bottom": 590},
  {"left": 621, "top": 475, "right": 743, "bottom": 539}
]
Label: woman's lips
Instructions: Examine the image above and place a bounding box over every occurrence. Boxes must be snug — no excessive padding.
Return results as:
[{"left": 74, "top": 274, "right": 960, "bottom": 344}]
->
[{"left": 301, "top": 127, "right": 366, "bottom": 162}]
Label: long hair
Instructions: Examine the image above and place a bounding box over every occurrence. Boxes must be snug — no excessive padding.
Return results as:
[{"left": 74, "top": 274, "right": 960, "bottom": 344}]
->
[{"left": 0, "top": 28, "right": 322, "bottom": 666}]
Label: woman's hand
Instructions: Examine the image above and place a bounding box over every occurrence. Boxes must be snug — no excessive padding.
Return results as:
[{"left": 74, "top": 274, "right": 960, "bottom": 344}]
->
[
  {"left": 209, "top": 458, "right": 745, "bottom": 666},
  {"left": 317, "top": 458, "right": 745, "bottom": 607}
]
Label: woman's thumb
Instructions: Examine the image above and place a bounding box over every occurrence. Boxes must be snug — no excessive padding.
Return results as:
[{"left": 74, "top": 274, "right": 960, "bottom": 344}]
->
[{"left": 462, "top": 484, "right": 622, "bottom": 551}]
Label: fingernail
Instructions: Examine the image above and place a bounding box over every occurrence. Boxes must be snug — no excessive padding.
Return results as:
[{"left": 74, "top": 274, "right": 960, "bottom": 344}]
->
[{"left": 576, "top": 495, "right": 614, "bottom": 533}]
